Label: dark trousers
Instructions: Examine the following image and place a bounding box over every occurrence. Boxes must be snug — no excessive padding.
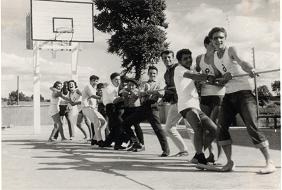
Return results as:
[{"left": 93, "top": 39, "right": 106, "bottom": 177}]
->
[
  {"left": 123, "top": 105, "right": 169, "bottom": 153},
  {"left": 123, "top": 107, "right": 144, "bottom": 145},
  {"left": 218, "top": 90, "right": 268, "bottom": 147},
  {"left": 104, "top": 103, "right": 124, "bottom": 146}
]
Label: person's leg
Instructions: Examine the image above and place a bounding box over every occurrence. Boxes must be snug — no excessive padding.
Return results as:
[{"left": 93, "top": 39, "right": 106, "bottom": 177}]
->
[
  {"left": 76, "top": 112, "right": 87, "bottom": 139},
  {"left": 238, "top": 91, "right": 275, "bottom": 173},
  {"left": 122, "top": 106, "right": 146, "bottom": 150},
  {"left": 65, "top": 112, "right": 73, "bottom": 139},
  {"left": 94, "top": 110, "right": 107, "bottom": 141},
  {"left": 147, "top": 107, "right": 170, "bottom": 156},
  {"left": 217, "top": 94, "right": 237, "bottom": 171},
  {"left": 125, "top": 107, "right": 144, "bottom": 146},
  {"left": 103, "top": 104, "right": 115, "bottom": 146},
  {"left": 198, "top": 111, "right": 217, "bottom": 162},
  {"left": 200, "top": 97, "right": 218, "bottom": 161},
  {"left": 82, "top": 113, "right": 92, "bottom": 139},
  {"left": 184, "top": 109, "right": 203, "bottom": 154},
  {"left": 82, "top": 107, "right": 101, "bottom": 146},
  {"left": 164, "top": 104, "right": 188, "bottom": 154},
  {"left": 50, "top": 113, "right": 66, "bottom": 140}
]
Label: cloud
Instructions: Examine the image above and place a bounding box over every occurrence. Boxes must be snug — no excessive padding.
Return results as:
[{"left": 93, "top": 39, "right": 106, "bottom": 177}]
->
[{"left": 2, "top": 0, "right": 280, "bottom": 98}]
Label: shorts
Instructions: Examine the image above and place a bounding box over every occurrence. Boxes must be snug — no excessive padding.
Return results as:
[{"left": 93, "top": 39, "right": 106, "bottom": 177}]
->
[
  {"left": 200, "top": 95, "right": 224, "bottom": 107},
  {"left": 59, "top": 105, "right": 69, "bottom": 116}
]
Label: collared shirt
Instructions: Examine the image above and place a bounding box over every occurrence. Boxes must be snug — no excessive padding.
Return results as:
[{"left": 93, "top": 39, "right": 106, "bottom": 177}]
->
[
  {"left": 122, "top": 88, "right": 140, "bottom": 107},
  {"left": 163, "top": 64, "right": 179, "bottom": 104},
  {"left": 81, "top": 84, "right": 97, "bottom": 108},
  {"left": 102, "top": 83, "right": 119, "bottom": 105},
  {"left": 140, "top": 79, "right": 164, "bottom": 106}
]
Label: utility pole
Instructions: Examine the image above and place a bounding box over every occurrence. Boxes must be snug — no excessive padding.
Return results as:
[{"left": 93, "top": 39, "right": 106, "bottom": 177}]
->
[
  {"left": 17, "top": 76, "right": 19, "bottom": 105},
  {"left": 252, "top": 48, "right": 259, "bottom": 118}
]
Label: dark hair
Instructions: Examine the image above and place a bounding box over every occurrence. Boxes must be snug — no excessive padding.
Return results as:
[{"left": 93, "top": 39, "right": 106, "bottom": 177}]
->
[
  {"left": 53, "top": 81, "right": 62, "bottom": 88},
  {"left": 110, "top": 72, "right": 120, "bottom": 80},
  {"left": 97, "top": 83, "right": 105, "bottom": 89},
  {"left": 126, "top": 78, "right": 139, "bottom": 87},
  {"left": 176, "top": 49, "right": 192, "bottom": 61},
  {"left": 204, "top": 36, "right": 211, "bottom": 45},
  {"left": 90, "top": 75, "right": 99, "bottom": 81},
  {"left": 148, "top": 65, "right": 158, "bottom": 73},
  {"left": 160, "top": 50, "right": 174, "bottom": 58},
  {"left": 208, "top": 27, "right": 227, "bottom": 39},
  {"left": 68, "top": 80, "right": 78, "bottom": 90}
]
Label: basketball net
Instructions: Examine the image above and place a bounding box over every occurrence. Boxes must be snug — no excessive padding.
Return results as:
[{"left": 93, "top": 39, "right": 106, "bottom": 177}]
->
[{"left": 51, "top": 27, "right": 74, "bottom": 58}]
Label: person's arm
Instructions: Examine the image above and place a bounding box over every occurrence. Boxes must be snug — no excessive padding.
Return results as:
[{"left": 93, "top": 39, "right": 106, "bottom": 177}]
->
[
  {"left": 183, "top": 70, "right": 215, "bottom": 82},
  {"left": 50, "top": 87, "right": 60, "bottom": 93},
  {"left": 195, "top": 55, "right": 202, "bottom": 73},
  {"left": 228, "top": 46, "right": 256, "bottom": 77}
]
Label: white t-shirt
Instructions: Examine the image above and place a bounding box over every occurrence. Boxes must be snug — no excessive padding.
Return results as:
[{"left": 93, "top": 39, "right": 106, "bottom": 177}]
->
[
  {"left": 81, "top": 84, "right": 97, "bottom": 108},
  {"left": 174, "top": 65, "right": 200, "bottom": 112},
  {"left": 102, "top": 84, "right": 119, "bottom": 105},
  {"left": 214, "top": 47, "right": 253, "bottom": 94}
]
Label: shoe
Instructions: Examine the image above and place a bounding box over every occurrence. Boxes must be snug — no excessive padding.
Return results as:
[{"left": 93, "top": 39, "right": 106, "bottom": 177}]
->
[
  {"left": 132, "top": 145, "right": 145, "bottom": 152},
  {"left": 114, "top": 145, "right": 126, "bottom": 150},
  {"left": 91, "top": 139, "right": 98, "bottom": 146},
  {"left": 258, "top": 161, "right": 276, "bottom": 174},
  {"left": 48, "top": 138, "right": 55, "bottom": 142},
  {"left": 206, "top": 153, "right": 215, "bottom": 163},
  {"left": 160, "top": 152, "right": 170, "bottom": 157},
  {"left": 97, "top": 141, "right": 105, "bottom": 147},
  {"left": 221, "top": 161, "right": 235, "bottom": 172},
  {"left": 197, "top": 153, "right": 207, "bottom": 165},
  {"left": 173, "top": 151, "right": 189, "bottom": 157},
  {"left": 190, "top": 153, "right": 199, "bottom": 164},
  {"left": 190, "top": 153, "right": 207, "bottom": 165},
  {"left": 61, "top": 138, "right": 68, "bottom": 142}
]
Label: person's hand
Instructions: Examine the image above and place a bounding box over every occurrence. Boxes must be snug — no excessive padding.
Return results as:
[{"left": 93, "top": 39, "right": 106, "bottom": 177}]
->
[{"left": 249, "top": 69, "right": 259, "bottom": 78}]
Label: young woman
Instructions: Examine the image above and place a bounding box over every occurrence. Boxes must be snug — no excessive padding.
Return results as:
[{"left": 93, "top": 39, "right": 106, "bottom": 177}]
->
[
  {"left": 48, "top": 81, "right": 70, "bottom": 142},
  {"left": 67, "top": 80, "right": 89, "bottom": 140}
]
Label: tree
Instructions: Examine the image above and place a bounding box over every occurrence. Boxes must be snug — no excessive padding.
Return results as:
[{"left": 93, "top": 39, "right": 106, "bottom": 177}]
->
[
  {"left": 94, "top": 0, "right": 169, "bottom": 79},
  {"left": 271, "top": 80, "right": 280, "bottom": 96},
  {"left": 31, "top": 94, "right": 45, "bottom": 102},
  {"left": 8, "top": 90, "right": 31, "bottom": 102},
  {"left": 256, "top": 85, "right": 272, "bottom": 107}
]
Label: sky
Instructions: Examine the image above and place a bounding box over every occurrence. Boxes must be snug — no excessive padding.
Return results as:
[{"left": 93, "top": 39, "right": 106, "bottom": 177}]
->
[{"left": 1, "top": 0, "right": 280, "bottom": 99}]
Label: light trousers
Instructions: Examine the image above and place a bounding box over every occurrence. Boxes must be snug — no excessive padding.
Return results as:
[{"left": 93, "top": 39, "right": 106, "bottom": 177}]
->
[{"left": 164, "top": 103, "right": 188, "bottom": 152}]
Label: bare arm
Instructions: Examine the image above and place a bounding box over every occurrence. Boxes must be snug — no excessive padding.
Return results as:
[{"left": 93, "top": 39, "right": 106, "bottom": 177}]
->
[
  {"left": 228, "top": 46, "right": 255, "bottom": 77},
  {"left": 195, "top": 55, "right": 202, "bottom": 73}
]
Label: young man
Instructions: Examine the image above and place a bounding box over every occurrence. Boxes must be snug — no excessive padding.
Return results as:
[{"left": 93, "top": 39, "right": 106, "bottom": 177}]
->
[
  {"left": 174, "top": 48, "right": 218, "bottom": 164},
  {"left": 122, "top": 66, "right": 170, "bottom": 156},
  {"left": 208, "top": 27, "right": 275, "bottom": 173},
  {"left": 120, "top": 78, "right": 145, "bottom": 151},
  {"left": 81, "top": 75, "right": 107, "bottom": 147},
  {"left": 195, "top": 36, "right": 226, "bottom": 163},
  {"left": 161, "top": 50, "right": 189, "bottom": 157},
  {"left": 102, "top": 72, "right": 125, "bottom": 150}
]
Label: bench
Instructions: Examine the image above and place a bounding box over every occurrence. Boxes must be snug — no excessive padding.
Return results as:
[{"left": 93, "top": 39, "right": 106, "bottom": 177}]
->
[{"left": 258, "top": 106, "right": 280, "bottom": 129}]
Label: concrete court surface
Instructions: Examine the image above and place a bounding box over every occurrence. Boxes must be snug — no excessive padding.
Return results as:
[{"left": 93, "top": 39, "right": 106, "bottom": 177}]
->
[{"left": 2, "top": 124, "right": 281, "bottom": 190}]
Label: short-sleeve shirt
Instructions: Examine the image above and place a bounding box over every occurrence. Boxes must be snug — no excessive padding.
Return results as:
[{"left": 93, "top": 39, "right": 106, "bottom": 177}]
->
[
  {"left": 81, "top": 84, "right": 97, "bottom": 108},
  {"left": 102, "top": 84, "right": 119, "bottom": 105},
  {"left": 174, "top": 65, "right": 200, "bottom": 112}
]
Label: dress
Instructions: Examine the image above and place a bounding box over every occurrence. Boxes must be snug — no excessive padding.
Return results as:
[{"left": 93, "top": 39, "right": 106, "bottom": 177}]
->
[{"left": 49, "top": 91, "right": 61, "bottom": 117}]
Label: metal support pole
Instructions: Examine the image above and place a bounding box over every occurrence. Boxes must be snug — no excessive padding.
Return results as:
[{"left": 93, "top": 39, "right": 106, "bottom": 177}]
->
[
  {"left": 33, "top": 41, "right": 41, "bottom": 134},
  {"left": 71, "top": 42, "right": 79, "bottom": 82},
  {"left": 252, "top": 48, "right": 259, "bottom": 118}
]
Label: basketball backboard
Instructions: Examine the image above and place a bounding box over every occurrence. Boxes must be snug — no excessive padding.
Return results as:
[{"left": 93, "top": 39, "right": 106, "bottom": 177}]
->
[{"left": 31, "top": 0, "right": 94, "bottom": 42}]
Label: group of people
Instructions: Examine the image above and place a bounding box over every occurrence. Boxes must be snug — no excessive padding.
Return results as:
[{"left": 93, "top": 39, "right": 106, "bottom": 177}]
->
[{"left": 47, "top": 27, "right": 276, "bottom": 174}]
